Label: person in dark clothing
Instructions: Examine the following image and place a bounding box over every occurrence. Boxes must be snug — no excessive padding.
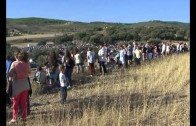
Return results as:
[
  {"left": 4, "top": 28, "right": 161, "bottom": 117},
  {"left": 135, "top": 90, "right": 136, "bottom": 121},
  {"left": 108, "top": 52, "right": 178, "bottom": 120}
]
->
[
  {"left": 6, "top": 55, "right": 12, "bottom": 107},
  {"left": 63, "top": 50, "right": 75, "bottom": 88}
]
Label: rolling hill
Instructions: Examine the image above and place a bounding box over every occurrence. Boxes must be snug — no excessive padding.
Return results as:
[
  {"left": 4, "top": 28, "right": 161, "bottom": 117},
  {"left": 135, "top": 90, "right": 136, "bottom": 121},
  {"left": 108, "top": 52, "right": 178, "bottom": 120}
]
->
[{"left": 6, "top": 17, "right": 189, "bottom": 34}]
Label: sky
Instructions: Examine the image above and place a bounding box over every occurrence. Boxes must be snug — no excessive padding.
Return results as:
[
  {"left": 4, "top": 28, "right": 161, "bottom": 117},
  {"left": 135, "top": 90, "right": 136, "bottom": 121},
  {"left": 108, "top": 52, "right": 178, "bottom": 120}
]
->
[{"left": 6, "top": 0, "right": 190, "bottom": 23}]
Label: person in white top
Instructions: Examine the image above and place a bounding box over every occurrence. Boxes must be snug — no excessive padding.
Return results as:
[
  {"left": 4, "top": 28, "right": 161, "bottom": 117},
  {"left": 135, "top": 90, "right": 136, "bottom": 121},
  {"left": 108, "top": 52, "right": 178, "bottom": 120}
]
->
[
  {"left": 161, "top": 42, "right": 166, "bottom": 57},
  {"left": 98, "top": 43, "right": 107, "bottom": 75},
  {"left": 166, "top": 43, "right": 170, "bottom": 55},
  {"left": 87, "top": 47, "right": 95, "bottom": 77},
  {"left": 132, "top": 41, "right": 137, "bottom": 60},
  {"left": 74, "top": 49, "right": 83, "bottom": 73},
  {"left": 179, "top": 42, "right": 183, "bottom": 53},
  {"left": 176, "top": 42, "right": 180, "bottom": 54},
  {"left": 58, "top": 64, "right": 68, "bottom": 104},
  {"left": 119, "top": 45, "right": 126, "bottom": 68}
]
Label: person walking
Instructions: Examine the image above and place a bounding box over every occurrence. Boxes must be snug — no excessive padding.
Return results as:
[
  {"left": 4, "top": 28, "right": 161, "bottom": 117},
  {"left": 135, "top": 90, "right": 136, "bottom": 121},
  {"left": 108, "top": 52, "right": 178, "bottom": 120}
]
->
[{"left": 7, "top": 50, "right": 31, "bottom": 124}]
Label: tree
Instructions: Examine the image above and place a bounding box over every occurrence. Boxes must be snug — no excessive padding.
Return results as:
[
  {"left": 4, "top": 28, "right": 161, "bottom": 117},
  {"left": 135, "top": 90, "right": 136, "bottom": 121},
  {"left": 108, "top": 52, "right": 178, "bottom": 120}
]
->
[
  {"left": 185, "top": 30, "right": 190, "bottom": 40},
  {"left": 37, "top": 40, "right": 47, "bottom": 46}
]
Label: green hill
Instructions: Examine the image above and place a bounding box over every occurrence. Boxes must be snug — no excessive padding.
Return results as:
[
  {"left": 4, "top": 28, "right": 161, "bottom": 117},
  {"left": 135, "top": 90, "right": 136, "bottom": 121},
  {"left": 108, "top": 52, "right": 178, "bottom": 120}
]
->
[{"left": 6, "top": 17, "right": 189, "bottom": 34}]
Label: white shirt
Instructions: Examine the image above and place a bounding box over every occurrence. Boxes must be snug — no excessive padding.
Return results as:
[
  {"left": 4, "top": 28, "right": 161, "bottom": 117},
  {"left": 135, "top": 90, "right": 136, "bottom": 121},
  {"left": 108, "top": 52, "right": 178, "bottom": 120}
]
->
[
  {"left": 98, "top": 48, "right": 106, "bottom": 62},
  {"left": 87, "top": 51, "right": 95, "bottom": 63},
  {"left": 176, "top": 44, "right": 180, "bottom": 50},
  {"left": 166, "top": 45, "right": 170, "bottom": 52},
  {"left": 74, "top": 53, "right": 81, "bottom": 64},
  {"left": 119, "top": 49, "right": 126, "bottom": 64},
  {"left": 162, "top": 44, "right": 166, "bottom": 52},
  {"left": 59, "top": 72, "right": 67, "bottom": 87}
]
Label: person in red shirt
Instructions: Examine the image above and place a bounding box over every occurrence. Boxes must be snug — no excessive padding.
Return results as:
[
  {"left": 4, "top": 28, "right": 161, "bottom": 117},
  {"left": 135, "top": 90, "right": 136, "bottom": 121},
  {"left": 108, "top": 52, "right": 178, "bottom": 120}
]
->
[{"left": 7, "top": 50, "right": 31, "bottom": 124}]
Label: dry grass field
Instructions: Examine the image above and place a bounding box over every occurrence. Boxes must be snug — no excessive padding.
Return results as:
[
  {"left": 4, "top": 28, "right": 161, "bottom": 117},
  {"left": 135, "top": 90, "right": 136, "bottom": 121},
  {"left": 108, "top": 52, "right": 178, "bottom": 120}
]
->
[{"left": 6, "top": 53, "right": 190, "bottom": 126}]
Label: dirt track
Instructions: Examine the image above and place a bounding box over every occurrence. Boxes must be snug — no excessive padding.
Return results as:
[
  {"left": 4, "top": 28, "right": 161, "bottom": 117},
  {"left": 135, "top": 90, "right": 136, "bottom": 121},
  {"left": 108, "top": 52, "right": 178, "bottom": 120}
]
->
[{"left": 6, "top": 33, "right": 63, "bottom": 41}]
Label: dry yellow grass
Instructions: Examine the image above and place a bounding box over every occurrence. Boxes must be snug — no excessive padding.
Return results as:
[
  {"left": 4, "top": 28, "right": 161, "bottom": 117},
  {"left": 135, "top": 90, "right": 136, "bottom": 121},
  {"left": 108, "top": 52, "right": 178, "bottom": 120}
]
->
[
  {"left": 6, "top": 33, "right": 63, "bottom": 41},
  {"left": 6, "top": 53, "right": 189, "bottom": 126}
]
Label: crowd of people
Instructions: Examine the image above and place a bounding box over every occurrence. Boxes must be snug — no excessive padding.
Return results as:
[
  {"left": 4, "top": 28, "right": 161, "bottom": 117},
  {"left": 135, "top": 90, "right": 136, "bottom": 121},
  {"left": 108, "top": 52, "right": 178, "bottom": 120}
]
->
[{"left": 6, "top": 40, "right": 189, "bottom": 124}]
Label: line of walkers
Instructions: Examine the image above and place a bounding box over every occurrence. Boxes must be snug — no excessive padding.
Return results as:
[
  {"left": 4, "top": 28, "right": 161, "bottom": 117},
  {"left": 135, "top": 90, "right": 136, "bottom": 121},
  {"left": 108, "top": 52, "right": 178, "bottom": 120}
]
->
[{"left": 6, "top": 40, "right": 189, "bottom": 124}]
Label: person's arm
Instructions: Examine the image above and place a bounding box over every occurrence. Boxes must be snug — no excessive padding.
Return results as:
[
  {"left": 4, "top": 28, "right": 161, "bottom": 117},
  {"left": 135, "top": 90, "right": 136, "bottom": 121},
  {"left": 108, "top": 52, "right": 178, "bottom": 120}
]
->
[
  {"left": 8, "top": 62, "right": 15, "bottom": 81},
  {"left": 6, "top": 62, "right": 15, "bottom": 93},
  {"left": 6, "top": 78, "right": 9, "bottom": 93},
  {"left": 28, "top": 77, "right": 32, "bottom": 97}
]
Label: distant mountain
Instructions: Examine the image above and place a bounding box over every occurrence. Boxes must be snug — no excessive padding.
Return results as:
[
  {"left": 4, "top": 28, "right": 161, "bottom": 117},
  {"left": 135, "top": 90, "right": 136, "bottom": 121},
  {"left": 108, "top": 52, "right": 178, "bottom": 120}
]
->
[{"left": 6, "top": 17, "right": 189, "bottom": 34}]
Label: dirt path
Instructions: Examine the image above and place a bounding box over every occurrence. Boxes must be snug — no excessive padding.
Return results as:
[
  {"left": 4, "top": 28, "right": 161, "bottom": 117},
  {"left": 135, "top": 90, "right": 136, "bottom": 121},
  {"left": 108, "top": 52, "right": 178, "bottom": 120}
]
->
[{"left": 6, "top": 33, "right": 63, "bottom": 41}]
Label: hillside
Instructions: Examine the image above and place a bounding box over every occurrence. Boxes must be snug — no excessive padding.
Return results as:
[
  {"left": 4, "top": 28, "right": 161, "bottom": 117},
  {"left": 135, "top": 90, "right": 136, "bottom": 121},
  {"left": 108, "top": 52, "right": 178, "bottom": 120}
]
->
[
  {"left": 6, "top": 53, "right": 190, "bottom": 125},
  {"left": 6, "top": 17, "right": 189, "bottom": 34}
]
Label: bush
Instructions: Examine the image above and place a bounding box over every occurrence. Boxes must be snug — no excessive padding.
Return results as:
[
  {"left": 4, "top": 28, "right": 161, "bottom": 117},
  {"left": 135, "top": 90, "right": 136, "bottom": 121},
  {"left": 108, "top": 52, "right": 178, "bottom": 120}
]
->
[
  {"left": 31, "top": 48, "right": 48, "bottom": 61},
  {"left": 37, "top": 40, "right": 47, "bottom": 46},
  {"left": 148, "top": 38, "right": 162, "bottom": 45},
  {"left": 6, "top": 46, "right": 20, "bottom": 58},
  {"left": 36, "top": 55, "right": 46, "bottom": 67}
]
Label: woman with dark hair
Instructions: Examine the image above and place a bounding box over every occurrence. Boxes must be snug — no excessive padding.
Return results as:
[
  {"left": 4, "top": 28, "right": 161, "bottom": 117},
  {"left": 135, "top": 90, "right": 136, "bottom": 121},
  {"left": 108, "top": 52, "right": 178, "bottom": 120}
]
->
[
  {"left": 46, "top": 51, "right": 59, "bottom": 86},
  {"left": 7, "top": 50, "right": 31, "bottom": 124},
  {"left": 63, "top": 50, "right": 75, "bottom": 88}
]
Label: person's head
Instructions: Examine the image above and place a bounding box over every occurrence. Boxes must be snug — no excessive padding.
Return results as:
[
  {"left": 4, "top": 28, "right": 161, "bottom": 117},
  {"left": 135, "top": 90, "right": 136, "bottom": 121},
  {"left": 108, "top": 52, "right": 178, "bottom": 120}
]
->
[
  {"left": 44, "top": 62, "right": 49, "bottom": 67},
  {"left": 104, "top": 43, "right": 107, "bottom": 47},
  {"left": 58, "top": 64, "right": 65, "bottom": 72},
  {"left": 133, "top": 41, "right": 136, "bottom": 45},
  {"left": 64, "top": 49, "right": 71, "bottom": 58},
  {"left": 88, "top": 47, "right": 92, "bottom": 51},
  {"left": 18, "top": 50, "right": 29, "bottom": 62},
  {"left": 74, "top": 48, "right": 79, "bottom": 54},
  {"left": 99, "top": 43, "right": 104, "bottom": 48},
  {"left": 14, "top": 50, "right": 20, "bottom": 60},
  {"left": 59, "top": 51, "right": 64, "bottom": 57}
]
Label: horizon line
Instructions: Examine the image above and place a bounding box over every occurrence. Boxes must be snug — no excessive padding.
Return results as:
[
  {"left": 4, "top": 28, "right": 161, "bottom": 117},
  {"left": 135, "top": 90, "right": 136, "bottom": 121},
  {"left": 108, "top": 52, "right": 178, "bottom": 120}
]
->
[{"left": 6, "top": 17, "right": 190, "bottom": 24}]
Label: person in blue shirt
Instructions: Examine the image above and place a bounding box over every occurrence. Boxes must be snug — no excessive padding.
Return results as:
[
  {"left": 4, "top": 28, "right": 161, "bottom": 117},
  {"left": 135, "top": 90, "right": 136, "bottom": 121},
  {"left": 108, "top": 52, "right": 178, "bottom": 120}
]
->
[
  {"left": 6, "top": 55, "right": 12, "bottom": 78},
  {"left": 6, "top": 55, "right": 12, "bottom": 107}
]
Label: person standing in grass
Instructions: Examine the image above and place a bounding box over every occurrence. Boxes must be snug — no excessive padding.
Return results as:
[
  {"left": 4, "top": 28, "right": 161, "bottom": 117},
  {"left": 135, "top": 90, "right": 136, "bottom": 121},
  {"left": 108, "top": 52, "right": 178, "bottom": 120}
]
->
[
  {"left": 134, "top": 46, "right": 142, "bottom": 65},
  {"left": 74, "top": 49, "right": 83, "bottom": 73},
  {"left": 7, "top": 50, "right": 31, "bottom": 124},
  {"left": 119, "top": 45, "right": 126, "bottom": 68},
  {"left": 59, "top": 64, "right": 68, "bottom": 104},
  {"left": 126, "top": 42, "right": 133, "bottom": 65},
  {"left": 87, "top": 47, "right": 95, "bottom": 77},
  {"left": 98, "top": 43, "right": 107, "bottom": 75},
  {"left": 63, "top": 50, "right": 75, "bottom": 88}
]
